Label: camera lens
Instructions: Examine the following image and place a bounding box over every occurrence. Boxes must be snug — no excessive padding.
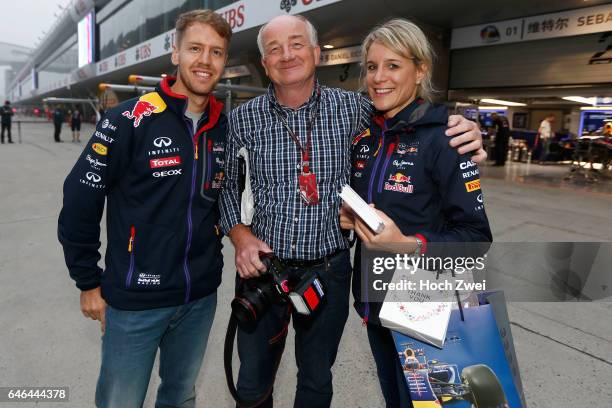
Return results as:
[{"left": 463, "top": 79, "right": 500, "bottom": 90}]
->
[{"left": 231, "top": 285, "right": 272, "bottom": 330}]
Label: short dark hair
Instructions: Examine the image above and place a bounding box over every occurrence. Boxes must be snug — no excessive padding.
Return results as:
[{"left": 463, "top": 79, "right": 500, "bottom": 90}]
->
[{"left": 175, "top": 9, "right": 232, "bottom": 46}]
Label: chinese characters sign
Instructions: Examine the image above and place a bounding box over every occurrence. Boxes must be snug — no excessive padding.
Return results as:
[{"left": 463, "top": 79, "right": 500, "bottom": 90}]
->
[{"left": 451, "top": 4, "right": 612, "bottom": 49}]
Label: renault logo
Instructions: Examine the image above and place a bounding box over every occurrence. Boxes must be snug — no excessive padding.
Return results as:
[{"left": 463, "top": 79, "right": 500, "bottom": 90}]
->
[
  {"left": 86, "top": 172, "right": 101, "bottom": 183},
  {"left": 153, "top": 137, "right": 172, "bottom": 148}
]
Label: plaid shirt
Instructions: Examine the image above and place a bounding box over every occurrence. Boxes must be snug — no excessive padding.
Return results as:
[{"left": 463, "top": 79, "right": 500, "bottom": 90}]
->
[{"left": 220, "top": 82, "right": 372, "bottom": 260}]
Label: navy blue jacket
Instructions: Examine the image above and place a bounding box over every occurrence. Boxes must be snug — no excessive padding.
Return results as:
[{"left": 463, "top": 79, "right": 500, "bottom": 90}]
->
[
  {"left": 350, "top": 99, "right": 492, "bottom": 323},
  {"left": 58, "top": 77, "right": 227, "bottom": 310}
]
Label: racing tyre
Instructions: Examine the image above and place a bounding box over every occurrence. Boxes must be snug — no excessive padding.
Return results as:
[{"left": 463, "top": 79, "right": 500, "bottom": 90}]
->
[{"left": 461, "top": 364, "right": 508, "bottom": 408}]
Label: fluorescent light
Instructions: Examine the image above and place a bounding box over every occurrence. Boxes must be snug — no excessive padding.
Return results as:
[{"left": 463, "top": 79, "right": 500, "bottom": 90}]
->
[
  {"left": 323, "top": 44, "right": 334, "bottom": 49},
  {"left": 481, "top": 98, "right": 526, "bottom": 107},
  {"left": 563, "top": 96, "right": 596, "bottom": 105},
  {"left": 580, "top": 106, "right": 612, "bottom": 111},
  {"left": 478, "top": 106, "right": 508, "bottom": 110}
]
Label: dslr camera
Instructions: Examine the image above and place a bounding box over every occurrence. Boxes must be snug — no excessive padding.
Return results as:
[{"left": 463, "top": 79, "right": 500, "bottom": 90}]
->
[{"left": 231, "top": 253, "right": 326, "bottom": 330}]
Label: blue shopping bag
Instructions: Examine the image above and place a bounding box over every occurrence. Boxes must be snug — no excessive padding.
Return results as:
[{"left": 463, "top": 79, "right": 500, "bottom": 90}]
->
[{"left": 392, "top": 302, "right": 524, "bottom": 408}]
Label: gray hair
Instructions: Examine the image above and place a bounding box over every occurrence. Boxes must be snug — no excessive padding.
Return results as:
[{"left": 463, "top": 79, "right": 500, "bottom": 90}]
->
[
  {"left": 361, "top": 19, "right": 437, "bottom": 101},
  {"left": 257, "top": 15, "right": 318, "bottom": 56}
]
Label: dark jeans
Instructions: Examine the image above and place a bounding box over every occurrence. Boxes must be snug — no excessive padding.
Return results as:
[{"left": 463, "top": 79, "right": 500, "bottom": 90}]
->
[
  {"left": 236, "top": 249, "right": 351, "bottom": 408},
  {"left": 366, "top": 323, "right": 412, "bottom": 408},
  {"left": 53, "top": 122, "right": 62, "bottom": 142},
  {"left": 1, "top": 123, "right": 11, "bottom": 142}
]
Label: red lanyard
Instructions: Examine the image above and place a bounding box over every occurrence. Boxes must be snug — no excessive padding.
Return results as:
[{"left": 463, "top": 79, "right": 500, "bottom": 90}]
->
[{"left": 272, "top": 86, "right": 321, "bottom": 174}]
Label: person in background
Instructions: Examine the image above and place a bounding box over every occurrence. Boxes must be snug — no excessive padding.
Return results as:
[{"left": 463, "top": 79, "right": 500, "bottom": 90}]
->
[
  {"left": 1, "top": 100, "right": 14, "bottom": 144},
  {"left": 53, "top": 107, "right": 64, "bottom": 143},
  {"left": 71, "top": 108, "right": 82, "bottom": 143},
  {"left": 340, "top": 19, "right": 492, "bottom": 407},
  {"left": 491, "top": 112, "right": 510, "bottom": 166},
  {"left": 537, "top": 113, "right": 555, "bottom": 164}
]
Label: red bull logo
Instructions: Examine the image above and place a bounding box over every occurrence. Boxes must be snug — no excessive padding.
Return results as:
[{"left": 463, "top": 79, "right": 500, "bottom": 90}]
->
[
  {"left": 122, "top": 92, "right": 166, "bottom": 128},
  {"left": 388, "top": 173, "right": 411, "bottom": 183}
]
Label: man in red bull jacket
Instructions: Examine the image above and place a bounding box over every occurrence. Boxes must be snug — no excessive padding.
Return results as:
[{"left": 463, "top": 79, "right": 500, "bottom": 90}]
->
[{"left": 57, "top": 10, "right": 231, "bottom": 408}]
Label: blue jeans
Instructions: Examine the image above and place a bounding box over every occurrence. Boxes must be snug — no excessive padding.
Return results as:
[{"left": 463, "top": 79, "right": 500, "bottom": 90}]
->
[
  {"left": 236, "top": 250, "right": 352, "bottom": 408},
  {"left": 95, "top": 292, "right": 217, "bottom": 408},
  {"left": 366, "top": 324, "right": 412, "bottom": 408}
]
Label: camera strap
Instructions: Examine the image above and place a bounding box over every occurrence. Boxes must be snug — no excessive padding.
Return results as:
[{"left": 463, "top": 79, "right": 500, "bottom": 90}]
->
[{"left": 224, "top": 314, "right": 287, "bottom": 408}]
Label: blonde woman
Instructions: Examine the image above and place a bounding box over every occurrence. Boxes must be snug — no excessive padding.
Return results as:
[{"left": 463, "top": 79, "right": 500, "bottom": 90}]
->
[{"left": 341, "top": 19, "right": 492, "bottom": 406}]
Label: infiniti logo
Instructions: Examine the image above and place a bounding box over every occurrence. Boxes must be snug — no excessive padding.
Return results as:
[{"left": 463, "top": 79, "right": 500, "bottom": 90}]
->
[
  {"left": 153, "top": 137, "right": 172, "bottom": 148},
  {"left": 477, "top": 193, "right": 483, "bottom": 203},
  {"left": 86, "top": 172, "right": 102, "bottom": 183}
]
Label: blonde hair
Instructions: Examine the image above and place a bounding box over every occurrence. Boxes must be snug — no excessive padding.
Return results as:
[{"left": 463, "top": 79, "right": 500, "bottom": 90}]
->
[{"left": 361, "top": 19, "right": 436, "bottom": 101}]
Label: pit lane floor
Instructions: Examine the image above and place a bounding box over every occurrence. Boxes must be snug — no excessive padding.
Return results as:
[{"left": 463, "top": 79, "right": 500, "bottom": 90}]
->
[{"left": 0, "top": 122, "right": 610, "bottom": 407}]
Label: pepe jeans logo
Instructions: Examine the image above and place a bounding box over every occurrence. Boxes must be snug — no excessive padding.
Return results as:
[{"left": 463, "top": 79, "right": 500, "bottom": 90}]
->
[{"left": 153, "top": 137, "right": 172, "bottom": 148}]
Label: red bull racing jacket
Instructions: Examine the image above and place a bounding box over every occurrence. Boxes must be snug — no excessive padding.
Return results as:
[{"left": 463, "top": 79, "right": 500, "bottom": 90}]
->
[
  {"left": 58, "top": 77, "right": 227, "bottom": 310},
  {"left": 350, "top": 99, "right": 492, "bottom": 323}
]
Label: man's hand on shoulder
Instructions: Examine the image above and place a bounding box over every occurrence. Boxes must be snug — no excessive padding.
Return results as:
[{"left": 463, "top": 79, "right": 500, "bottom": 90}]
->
[
  {"left": 446, "top": 115, "right": 487, "bottom": 164},
  {"left": 228, "top": 224, "right": 273, "bottom": 279},
  {"left": 80, "top": 287, "right": 107, "bottom": 333}
]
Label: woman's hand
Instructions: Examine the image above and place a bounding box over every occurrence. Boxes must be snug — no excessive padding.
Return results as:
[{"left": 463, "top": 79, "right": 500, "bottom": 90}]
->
[
  {"left": 339, "top": 204, "right": 356, "bottom": 230},
  {"left": 354, "top": 205, "right": 417, "bottom": 253}
]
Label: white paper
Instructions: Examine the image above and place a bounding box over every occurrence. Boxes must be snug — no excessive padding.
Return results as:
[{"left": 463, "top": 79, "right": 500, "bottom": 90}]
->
[{"left": 379, "top": 268, "right": 453, "bottom": 348}]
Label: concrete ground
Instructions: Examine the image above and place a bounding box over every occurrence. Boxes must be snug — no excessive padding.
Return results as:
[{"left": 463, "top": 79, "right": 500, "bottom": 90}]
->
[{"left": 0, "top": 122, "right": 610, "bottom": 407}]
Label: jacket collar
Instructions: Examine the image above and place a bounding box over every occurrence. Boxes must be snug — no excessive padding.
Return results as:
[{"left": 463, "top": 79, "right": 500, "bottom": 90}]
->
[
  {"left": 157, "top": 76, "right": 224, "bottom": 136},
  {"left": 373, "top": 97, "right": 430, "bottom": 133}
]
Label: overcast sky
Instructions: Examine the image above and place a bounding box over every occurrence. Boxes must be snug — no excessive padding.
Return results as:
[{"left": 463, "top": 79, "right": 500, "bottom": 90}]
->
[{"left": 0, "top": 0, "right": 72, "bottom": 49}]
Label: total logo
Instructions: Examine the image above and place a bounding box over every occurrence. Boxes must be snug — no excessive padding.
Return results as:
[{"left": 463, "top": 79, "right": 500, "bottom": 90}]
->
[
  {"left": 150, "top": 155, "right": 182, "bottom": 169},
  {"left": 153, "top": 169, "right": 182, "bottom": 178},
  {"left": 355, "top": 160, "right": 366, "bottom": 170},
  {"left": 100, "top": 119, "right": 117, "bottom": 132},
  {"left": 79, "top": 171, "right": 105, "bottom": 189}
]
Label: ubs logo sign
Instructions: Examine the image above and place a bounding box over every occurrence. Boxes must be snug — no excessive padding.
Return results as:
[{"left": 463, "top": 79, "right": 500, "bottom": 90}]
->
[{"left": 153, "top": 137, "right": 172, "bottom": 148}]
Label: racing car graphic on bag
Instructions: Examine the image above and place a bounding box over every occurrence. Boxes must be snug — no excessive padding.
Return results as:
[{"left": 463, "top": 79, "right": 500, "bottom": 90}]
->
[{"left": 399, "top": 343, "right": 509, "bottom": 408}]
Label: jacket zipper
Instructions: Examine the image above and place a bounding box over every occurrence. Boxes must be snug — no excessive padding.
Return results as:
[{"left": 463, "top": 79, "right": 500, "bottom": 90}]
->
[
  {"left": 377, "top": 142, "right": 397, "bottom": 194},
  {"left": 367, "top": 128, "right": 386, "bottom": 203},
  {"left": 363, "top": 125, "right": 388, "bottom": 325},
  {"left": 182, "top": 116, "right": 202, "bottom": 304},
  {"left": 126, "top": 226, "right": 136, "bottom": 288},
  {"left": 205, "top": 139, "right": 213, "bottom": 189}
]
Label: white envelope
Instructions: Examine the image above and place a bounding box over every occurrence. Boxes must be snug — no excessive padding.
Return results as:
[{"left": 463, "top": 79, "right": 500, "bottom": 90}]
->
[{"left": 379, "top": 267, "right": 453, "bottom": 348}]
